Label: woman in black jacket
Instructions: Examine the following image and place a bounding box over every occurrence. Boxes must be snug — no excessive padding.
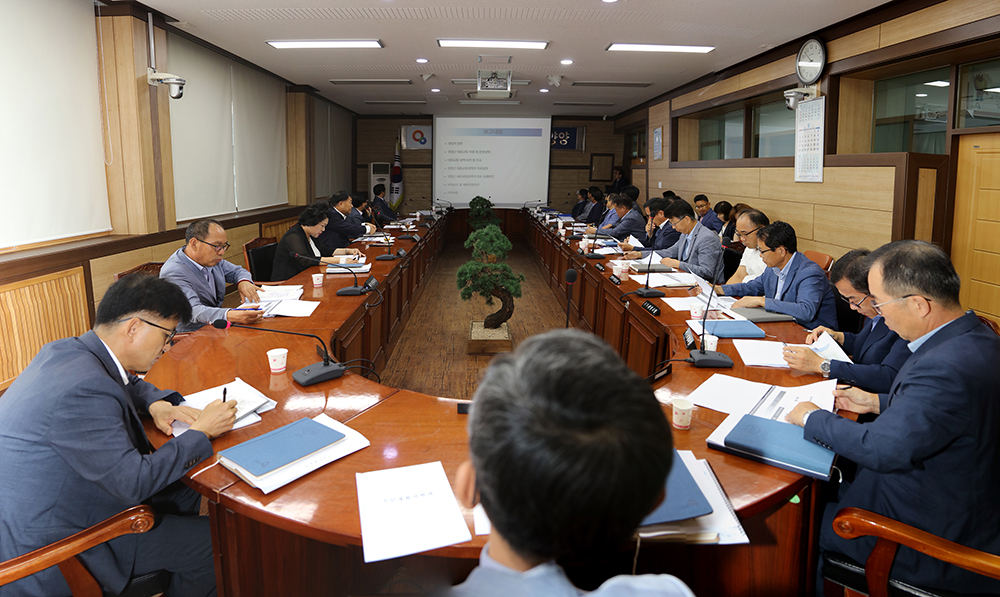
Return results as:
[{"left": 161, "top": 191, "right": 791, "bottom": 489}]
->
[{"left": 272, "top": 202, "right": 361, "bottom": 281}]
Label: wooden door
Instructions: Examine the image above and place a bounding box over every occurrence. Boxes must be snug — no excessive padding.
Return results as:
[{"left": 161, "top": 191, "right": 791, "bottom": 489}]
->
[{"left": 953, "top": 134, "right": 1000, "bottom": 325}]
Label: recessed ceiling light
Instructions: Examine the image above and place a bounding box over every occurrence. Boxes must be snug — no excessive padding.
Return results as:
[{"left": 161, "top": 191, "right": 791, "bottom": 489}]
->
[
  {"left": 329, "top": 79, "right": 412, "bottom": 85},
  {"left": 602, "top": 0, "right": 618, "bottom": 3},
  {"left": 540, "top": 88, "right": 550, "bottom": 93},
  {"left": 607, "top": 43, "right": 714, "bottom": 53},
  {"left": 924, "top": 80, "right": 950, "bottom": 87},
  {"left": 431, "top": 88, "right": 441, "bottom": 93},
  {"left": 916, "top": 93, "right": 928, "bottom": 97},
  {"left": 267, "top": 40, "right": 383, "bottom": 49},
  {"left": 561, "top": 59, "right": 574, "bottom": 65},
  {"left": 416, "top": 58, "right": 428, "bottom": 64},
  {"left": 438, "top": 39, "right": 549, "bottom": 50}
]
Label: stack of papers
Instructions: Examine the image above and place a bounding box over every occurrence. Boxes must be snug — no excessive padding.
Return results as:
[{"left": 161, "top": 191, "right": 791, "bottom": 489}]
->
[
  {"left": 358, "top": 235, "right": 394, "bottom": 245},
  {"left": 732, "top": 332, "right": 852, "bottom": 368},
  {"left": 172, "top": 377, "right": 276, "bottom": 436},
  {"left": 257, "top": 285, "right": 303, "bottom": 301},
  {"left": 661, "top": 293, "right": 737, "bottom": 312},
  {"left": 260, "top": 300, "right": 320, "bottom": 318},
  {"left": 667, "top": 373, "right": 835, "bottom": 416},
  {"left": 327, "top": 263, "right": 372, "bottom": 274},
  {"left": 626, "top": 235, "right": 645, "bottom": 248}
]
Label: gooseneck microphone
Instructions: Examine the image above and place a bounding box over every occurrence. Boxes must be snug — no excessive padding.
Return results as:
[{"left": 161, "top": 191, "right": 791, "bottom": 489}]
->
[
  {"left": 291, "top": 252, "right": 366, "bottom": 296},
  {"left": 635, "top": 226, "right": 664, "bottom": 299},
  {"left": 368, "top": 213, "right": 399, "bottom": 261},
  {"left": 212, "top": 319, "right": 345, "bottom": 385},
  {"left": 565, "top": 268, "right": 577, "bottom": 328},
  {"left": 689, "top": 248, "right": 734, "bottom": 368}
]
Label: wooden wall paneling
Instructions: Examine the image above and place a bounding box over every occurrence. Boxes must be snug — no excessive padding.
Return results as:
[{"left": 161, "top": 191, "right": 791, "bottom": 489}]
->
[
  {"left": 814, "top": 205, "right": 893, "bottom": 250},
  {"left": 797, "top": 238, "right": 857, "bottom": 260},
  {"left": 91, "top": 246, "right": 156, "bottom": 304},
  {"left": 676, "top": 118, "right": 699, "bottom": 162},
  {"left": 878, "top": 0, "right": 1000, "bottom": 49},
  {"left": 548, "top": 169, "right": 590, "bottom": 211},
  {"left": 96, "top": 15, "right": 128, "bottom": 235},
  {"left": 739, "top": 55, "right": 796, "bottom": 90},
  {"left": 154, "top": 25, "right": 176, "bottom": 231},
  {"left": 674, "top": 167, "right": 762, "bottom": 199},
  {"left": 672, "top": 77, "right": 742, "bottom": 111},
  {"left": 837, "top": 78, "right": 875, "bottom": 155},
  {"left": 827, "top": 26, "right": 882, "bottom": 62},
  {"left": 613, "top": 109, "right": 647, "bottom": 132},
  {"left": 111, "top": 15, "right": 148, "bottom": 234},
  {"left": 0, "top": 268, "right": 90, "bottom": 390},
  {"left": 262, "top": 218, "right": 298, "bottom": 241},
  {"left": 129, "top": 16, "right": 159, "bottom": 233},
  {"left": 915, "top": 167, "right": 938, "bottom": 242},
  {"left": 969, "top": 280, "right": 1000, "bottom": 319},
  {"left": 975, "top": 220, "right": 1000, "bottom": 254},
  {"left": 286, "top": 92, "right": 313, "bottom": 206},
  {"left": 746, "top": 197, "right": 817, "bottom": 240},
  {"left": 759, "top": 166, "right": 895, "bottom": 211}
]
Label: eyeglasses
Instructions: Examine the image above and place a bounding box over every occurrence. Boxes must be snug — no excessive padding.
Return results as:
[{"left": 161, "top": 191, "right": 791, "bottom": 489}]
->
[
  {"left": 871, "top": 294, "right": 925, "bottom": 316},
  {"left": 119, "top": 317, "right": 177, "bottom": 346},
  {"left": 736, "top": 226, "right": 762, "bottom": 239},
  {"left": 759, "top": 246, "right": 775, "bottom": 254},
  {"left": 194, "top": 237, "right": 231, "bottom": 253},
  {"left": 839, "top": 292, "right": 870, "bottom": 308}
]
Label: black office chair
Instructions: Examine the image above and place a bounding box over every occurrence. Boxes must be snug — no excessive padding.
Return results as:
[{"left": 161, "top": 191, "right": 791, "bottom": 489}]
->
[
  {"left": 243, "top": 237, "right": 277, "bottom": 283},
  {"left": 722, "top": 247, "right": 742, "bottom": 282}
]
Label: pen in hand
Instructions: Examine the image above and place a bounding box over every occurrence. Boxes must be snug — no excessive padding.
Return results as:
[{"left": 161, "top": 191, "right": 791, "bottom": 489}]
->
[{"left": 223, "top": 388, "right": 227, "bottom": 403}]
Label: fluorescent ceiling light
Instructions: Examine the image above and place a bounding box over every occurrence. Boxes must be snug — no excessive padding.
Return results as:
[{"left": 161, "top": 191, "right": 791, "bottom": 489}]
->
[
  {"left": 364, "top": 100, "right": 426, "bottom": 104},
  {"left": 602, "top": 0, "right": 618, "bottom": 3},
  {"left": 924, "top": 80, "right": 950, "bottom": 87},
  {"left": 607, "top": 43, "right": 713, "bottom": 53},
  {"left": 438, "top": 39, "right": 548, "bottom": 50},
  {"left": 561, "top": 59, "right": 574, "bottom": 65},
  {"left": 416, "top": 58, "right": 428, "bottom": 64},
  {"left": 553, "top": 101, "right": 615, "bottom": 106},
  {"left": 431, "top": 88, "right": 441, "bottom": 93},
  {"left": 797, "top": 61, "right": 822, "bottom": 68},
  {"left": 268, "top": 40, "right": 382, "bottom": 49},
  {"left": 915, "top": 93, "right": 928, "bottom": 97},
  {"left": 459, "top": 99, "right": 522, "bottom": 105},
  {"left": 330, "top": 79, "right": 412, "bottom": 85},
  {"left": 986, "top": 87, "right": 1000, "bottom": 93},
  {"left": 451, "top": 79, "right": 531, "bottom": 86},
  {"left": 540, "top": 88, "right": 549, "bottom": 93},
  {"left": 572, "top": 81, "right": 652, "bottom": 88}
]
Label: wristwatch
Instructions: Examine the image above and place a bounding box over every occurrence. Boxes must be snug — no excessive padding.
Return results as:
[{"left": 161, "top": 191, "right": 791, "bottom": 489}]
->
[{"left": 820, "top": 359, "right": 831, "bottom": 378}]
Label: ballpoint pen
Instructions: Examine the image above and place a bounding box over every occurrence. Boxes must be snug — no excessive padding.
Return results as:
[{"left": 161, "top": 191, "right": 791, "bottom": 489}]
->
[{"left": 223, "top": 387, "right": 227, "bottom": 403}]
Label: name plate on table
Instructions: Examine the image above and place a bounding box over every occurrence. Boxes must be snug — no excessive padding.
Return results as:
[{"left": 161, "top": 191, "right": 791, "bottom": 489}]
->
[
  {"left": 609, "top": 274, "right": 621, "bottom": 285},
  {"left": 595, "top": 263, "right": 606, "bottom": 272},
  {"left": 642, "top": 300, "right": 661, "bottom": 316}
]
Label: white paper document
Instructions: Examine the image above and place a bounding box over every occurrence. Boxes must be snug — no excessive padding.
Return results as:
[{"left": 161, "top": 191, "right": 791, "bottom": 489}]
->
[
  {"left": 680, "top": 373, "right": 836, "bottom": 416},
  {"left": 261, "top": 300, "right": 320, "bottom": 318},
  {"left": 626, "top": 234, "right": 645, "bottom": 248},
  {"left": 810, "top": 332, "right": 853, "bottom": 363},
  {"left": 643, "top": 272, "right": 700, "bottom": 288},
  {"left": 594, "top": 246, "right": 622, "bottom": 255},
  {"left": 472, "top": 503, "right": 491, "bottom": 536},
  {"left": 356, "top": 461, "right": 472, "bottom": 562},
  {"left": 660, "top": 293, "right": 736, "bottom": 312},
  {"left": 172, "top": 377, "right": 276, "bottom": 436},
  {"left": 256, "top": 286, "right": 304, "bottom": 302},
  {"left": 327, "top": 263, "right": 372, "bottom": 274},
  {"left": 732, "top": 332, "right": 852, "bottom": 369}
]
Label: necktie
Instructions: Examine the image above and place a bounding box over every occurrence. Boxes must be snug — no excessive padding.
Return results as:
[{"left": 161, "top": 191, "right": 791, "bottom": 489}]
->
[{"left": 681, "top": 236, "right": 690, "bottom": 260}]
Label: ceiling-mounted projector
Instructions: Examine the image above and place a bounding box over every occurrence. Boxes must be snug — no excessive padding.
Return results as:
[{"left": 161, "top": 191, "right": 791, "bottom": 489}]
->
[{"left": 477, "top": 69, "right": 512, "bottom": 99}]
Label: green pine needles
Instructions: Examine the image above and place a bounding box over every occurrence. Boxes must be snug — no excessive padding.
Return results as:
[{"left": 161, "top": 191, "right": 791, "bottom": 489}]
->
[
  {"left": 468, "top": 195, "right": 501, "bottom": 231},
  {"left": 456, "top": 223, "right": 524, "bottom": 329}
]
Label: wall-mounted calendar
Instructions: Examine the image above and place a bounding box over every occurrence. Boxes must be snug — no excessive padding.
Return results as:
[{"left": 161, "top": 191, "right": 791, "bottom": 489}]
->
[{"left": 794, "top": 96, "right": 825, "bottom": 183}]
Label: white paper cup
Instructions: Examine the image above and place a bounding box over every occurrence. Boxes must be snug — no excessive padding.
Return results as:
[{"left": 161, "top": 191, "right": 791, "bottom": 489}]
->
[
  {"left": 557, "top": 221, "right": 564, "bottom": 230},
  {"left": 703, "top": 334, "right": 719, "bottom": 352},
  {"left": 267, "top": 348, "right": 288, "bottom": 373},
  {"left": 690, "top": 304, "right": 705, "bottom": 319},
  {"left": 312, "top": 273, "right": 324, "bottom": 287},
  {"left": 619, "top": 270, "right": 630, "bottom": 281},
  {"left": 672, "top": 398, "right": 694, "bottom": 430}
]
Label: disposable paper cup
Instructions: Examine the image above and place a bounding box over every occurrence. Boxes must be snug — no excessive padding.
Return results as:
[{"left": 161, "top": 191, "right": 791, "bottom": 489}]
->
[
  {"left": 580, "top": 239, "right": 590, "bottom": 251},
  {"left": 557, "top": 221, "right": 564, "bottom": 230},
  {"left": 672, "top": 398, "right": 694, "bottom": 430},
  {"left": 267, "top": 348, "right": 288, "bottom": 373},
  {"left": 312, "top": 273, "right": 324, "bottom": 287},
  {"left": 703, "top": 334, "right": 719, "bottom": 352},
  {"left": 619, "top": 270, "right": 630, "bottom": 281},
  {"left": 690, "top": 305, "right": 705, "bottom": 319}
]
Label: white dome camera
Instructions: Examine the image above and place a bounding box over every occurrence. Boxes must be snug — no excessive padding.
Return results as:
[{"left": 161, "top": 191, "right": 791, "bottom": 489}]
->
[
  {"left": 784, "top": 87, "right": 816, "bottom": 110},
  {"left": 147, "top": 68, "right": 186, "bottom": 99}
]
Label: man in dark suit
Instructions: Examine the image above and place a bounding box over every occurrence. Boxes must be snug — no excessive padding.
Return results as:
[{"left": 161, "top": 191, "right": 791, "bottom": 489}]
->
[
  {"left": 570, "top": 188, "right": 589, "bottom": 218},
  {"left": 721, "top": 221, "right": 838, "bottom": 329},
  {"left": 694, "top": 194, "right": 724, "bottom": 234},
  {"left": 0, "top": 274, "right": 237, "bottom": 597},
  {"left": 619, "top": 197, "right": 679, "bottom": 258},
  {"left": 783, "top": 248, "right": 910, "bottom": 393},
  {"left": 788, "top": 240, "right": 1000, "bottom": 593},
  {"left": 317, "top": 191, "right": 375, "bottom": 253},
  {"left": 370, "top": 183, "right": 398, "bottom": 225},
  {"left": 609, "top": 167, "right": 629, "bottom": 193}
]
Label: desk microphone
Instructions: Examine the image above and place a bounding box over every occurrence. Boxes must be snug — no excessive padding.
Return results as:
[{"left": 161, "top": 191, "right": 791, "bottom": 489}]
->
[
  {"left": 368, "top": 214, "right": 399, "bottom": 261},
  {"left": 635, "top": 227, "right": 664, "bottom": 299},
  {"left": 565, "top": 268, "right": 577, "bottom": 328},
  {"left": 212, "top": 320, "right": 345, "bottom": 385},
  {"left": 689, "top": 248, "right": 733, "bottom": 368},
  {"left": 291, "top": 252, "right": 367, "bottom": 296}
]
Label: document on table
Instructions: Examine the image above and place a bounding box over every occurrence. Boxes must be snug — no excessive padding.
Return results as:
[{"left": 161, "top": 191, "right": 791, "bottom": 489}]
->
[
  {"left": 327, "top": 263, "right": 372, "bottom": 274},
  {"left": 626, "top": 234, "right": 645, "bottom": 248},
  {"left": 637, "top": 451, "right": 748, "bottom": 545},
  {"left": 356, "top": 461, "right": 472, "bottom": 563},
  {"left": 643, "top": 272, "right": 700, "bottom": 288},
  {"left": 732, "top": 332, "right": 852, "bottom": 368},
  {"left": 679, "top": 373, "right": 836, "bottom": 416},
  {"left": 661, "top": 292, "right": 737, "bottom": 312},
  {"left": 256, "top": 286, "right": 304, "bottom": 302},
  {"left": 260, "top": 300, "right": 320, "bottom": 318},
  {"left": 172, "top": 377, "right": 276, "bottom": 436},
  {"left": 594, "top": 246, "right": 622, "bottom": 255}
]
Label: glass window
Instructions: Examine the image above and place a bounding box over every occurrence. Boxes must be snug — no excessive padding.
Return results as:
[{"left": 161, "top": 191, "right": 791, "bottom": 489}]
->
[
  {"left": 699, "top": 109, "right": 744, "bottom": 160},
  {"left": 957, "top": 58, "right": 1000, "bottom": 129},
  {"left": 872, "top": 67, "right": 949, "bottom": 154},
  {"left": 752, "top": 100, "right": 795, "bottom": 157}
]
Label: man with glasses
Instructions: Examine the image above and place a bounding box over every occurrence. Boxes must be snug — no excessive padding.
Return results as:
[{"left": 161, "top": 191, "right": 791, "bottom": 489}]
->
[
  {"left": 0, "top": 274, "right": 237, "bottom": 596},
  {"left": 649, "top": 199, "right": 725, "bottom": 283},
  {"left": 619, "top": 197, "right": 679, "bottom": 258},
  {"left": 787, "top": 240, "right": 1000, "bottom": 593},
  {"left": 161, "top": 218, "right": 263, "bottom": 332},
  {"left": 782, "top": 248, "right": 910, "bottom": 393},
  {"left": 725, "top": 209, "right": 769, "bottom": 284},
  {"left": 720, "top": 221, "right": 837, "bottom": 329}
]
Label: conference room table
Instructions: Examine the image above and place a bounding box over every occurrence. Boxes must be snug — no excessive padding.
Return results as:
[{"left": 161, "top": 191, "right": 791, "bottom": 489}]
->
[{"left": 143, "top": 210, "right": 833, "bottom": 597}]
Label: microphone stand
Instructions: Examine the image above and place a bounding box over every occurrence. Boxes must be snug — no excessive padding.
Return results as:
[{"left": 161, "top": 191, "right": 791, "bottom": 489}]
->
[
  {"left": 689, "top": 248, "right": 733, "bottom": 368},
  {"left": 292, "top": 252, "right": 367, "bottom": 296},
  {"left": 635, "top": 226, "right": 664, "bottom": 298},
  {"left": 212, "top": 320, "right": 345, "bottom": 385},
  {"left": 369, "top": 215, "right": 398, "bottom": 261}
]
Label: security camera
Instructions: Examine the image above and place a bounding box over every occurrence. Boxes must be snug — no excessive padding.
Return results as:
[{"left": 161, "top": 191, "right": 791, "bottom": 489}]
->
[
  {"left": 147, "top": 68, "right": 186, "bottom": 99},
  {"left": 784, "top": 87, "right": 815, "bottom": 110}
]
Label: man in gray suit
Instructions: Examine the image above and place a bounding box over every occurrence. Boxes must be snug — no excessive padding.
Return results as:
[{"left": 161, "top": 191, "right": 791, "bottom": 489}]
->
[
  {"left": 604, "top": 195, "right": 647, "bottom": 242},
  {"left": 653, "top": 200, "right": 725, "bottom": 283},
  {"left": 160, "top": 218, "right": 263, "bottom": 333},
  {"left": 0, "top": 274, "right": 236, "bottom": 597}
]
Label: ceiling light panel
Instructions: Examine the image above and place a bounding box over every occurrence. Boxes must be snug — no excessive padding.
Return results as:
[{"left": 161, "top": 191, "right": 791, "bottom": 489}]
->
[
  {"left": 330, "top": 79, "right": 412, "bottom": 85},
  {"left": 268, "top": 40, "right": 383, "bottom": 49},
  {"left": 553, "top": 101, "right": 615, "bottom": 106},
  {"left": 607, "top": 43, "right": 714, "bottom": 53},
  {"left": 364, "top": 100, "right": 427, "bottom": 104},
  {"left": 439, "top": 39, "right": 548, "bottom": 50},
  {"left": 572, "top": 81, "right": 652, "bottom": 88}
]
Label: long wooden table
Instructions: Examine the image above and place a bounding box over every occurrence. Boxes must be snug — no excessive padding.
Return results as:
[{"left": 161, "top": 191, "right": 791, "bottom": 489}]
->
[{"left": 144, "top": 210, "right": 829, "bottom": 596}]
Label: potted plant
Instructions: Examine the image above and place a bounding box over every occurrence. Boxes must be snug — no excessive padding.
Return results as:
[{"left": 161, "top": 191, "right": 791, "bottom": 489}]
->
[
  {"left": 467, "top": 195, "right": 501, "bottom": 231},
  {"left": 457, "top": 224, "right": 524, "bottom": 352}
]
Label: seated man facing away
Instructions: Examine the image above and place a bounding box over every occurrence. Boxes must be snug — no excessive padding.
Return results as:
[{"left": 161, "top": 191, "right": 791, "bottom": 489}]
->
[
  {"left": 720, "top": 221, "right": 837, "bottom": 329},
  {"left": 317, "top": 191, "right": 376, "bottom": 253},
  {"left": 603, "top": 195, "right": 648, "bottom": 242},
  {"left": 725, "top": 209, "right": 769, "bottom": 284},
  {"left": 782, "top": 248, "right": 910, "bottom": 393},
  {"left": 650, "top": 199, "right": 725, "bottom": 283},
  {"left": 160, "top": 218, "right": 263, "bottom": 333},
  {"left": 693, "top": 194, "right": 723, "bottom": 234},
  {"left": 619, "top": 197, "right": 679, "bottom": 258},
  {"left": 0, "top": 274, "right": 237, "bottom": 597},
  {"left": 788, "top": 241, "right": 1000, "bottom": 593},
  {"left": 446, "top": 329, "right": 694, "bottom": 597}
]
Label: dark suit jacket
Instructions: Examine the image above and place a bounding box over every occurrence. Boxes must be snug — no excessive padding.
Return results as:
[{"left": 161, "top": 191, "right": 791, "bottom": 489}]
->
[
  {"left": 0, "top": 332, "right": 212, "bottom": 596},
  {"left": 722, "top": 253, "right": 838, "bottom": 329},
  {"left": 585, "top": 204, "right": 605, "bottom": 225},
  {"left": 570, "top": 200, "right": 587, "bottom": 218},
  {"left": 317, "top": 207, "right": 365, "bottom": 253},
  {"left": 272, "top": 224, "right": 334, "bottom": 281},
  {"left": 699, "top": 209, "right": 724, "bottom": 233},
  {"left": 371, "top": 195, "right": 397, "bottom": 224},
  {"left": 641, "top": 222, "right": 679, "bottom": 253},
  {"left": 606, "top": 209, "right": 647, "bottom": 241},
  {"left": 829, "top": 316, "right": 910, "bottom": 393},
  {"left": 809, "top": 313, "right": 1000, "bottom": 593}
]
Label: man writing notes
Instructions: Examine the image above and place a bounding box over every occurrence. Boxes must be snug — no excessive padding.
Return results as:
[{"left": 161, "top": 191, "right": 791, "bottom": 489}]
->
[
  {"left": 0, "top": 274, "right": 237, "bottom": 597},
  {"left": 720, "top": 221, "right": 837, "bottom": 329},
  {"left": 160, "top": 218, "right": 262, "bottom": 333},
  {"left": 650, "top": 200, "right": 725, "bottom": 283},
  {"left": 447, "top": 329, "right": 694, "bottom": 597},
  {"left": 788, "top": 241, "right": 1000, "bottom": 593},
  {"left": 782, "top": 249, "right": 910, "bottom": 393}
]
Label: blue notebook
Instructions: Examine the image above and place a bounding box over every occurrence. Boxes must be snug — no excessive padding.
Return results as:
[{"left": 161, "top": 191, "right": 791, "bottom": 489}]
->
[
  {"left": 702, "top": 320, "right": 766, "bottom": 338},
  {"left": 219, "top": 418, "right": 346, "bottom": 478},
  {"left": 722, "top": 414, "right": 835, "bottom": 481},
  {"left": 640, "top": 450, "right": 713, "bottom": 526}
]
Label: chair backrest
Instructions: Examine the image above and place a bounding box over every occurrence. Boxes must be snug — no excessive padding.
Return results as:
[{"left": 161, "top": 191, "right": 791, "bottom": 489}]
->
[
  {"left": 977, "top": 314, "right": 1000, "bottom": 337},
  {"left": 722, "top": 247, "right": 742, "bottom": 282},
  {"left": 113, "top": 262, "right": 164, "bottom": 282},
  {"left": 243, "top": 237, "right": 277, "bottom": 283},
  {"left": 0, "top": 505, "right": 156, "bottom": 596},
  {"left": 804, "top": 250, "right": 834, "bottom": 274}
]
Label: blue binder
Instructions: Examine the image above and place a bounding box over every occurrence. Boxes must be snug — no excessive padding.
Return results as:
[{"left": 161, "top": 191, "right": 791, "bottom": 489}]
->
[
  {"left": 219, "top": 418, "right": 346, "bottom": 478},
  {"left": 640, "top": 450, "right": 714, "bottom": 525},
  {"left": 702, "top": 320, "right": 766, "bottom": 338},
  {"left": 721, "top": 414, "right": 835, "bottom": 481}
]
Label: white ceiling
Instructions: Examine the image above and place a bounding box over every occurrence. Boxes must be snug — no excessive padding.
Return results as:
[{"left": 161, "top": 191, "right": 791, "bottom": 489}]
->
[{"left": 138, "top": 0, "right": 892, "bottom": 117}]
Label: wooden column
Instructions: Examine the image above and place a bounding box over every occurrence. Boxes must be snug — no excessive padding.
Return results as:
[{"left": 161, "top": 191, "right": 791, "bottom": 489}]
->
[
  {"left": 95, "top": 12, "right": 175, "bottom": 234},
  {"left": 286, "top": 91, "right": 314, "bottom": 206}
]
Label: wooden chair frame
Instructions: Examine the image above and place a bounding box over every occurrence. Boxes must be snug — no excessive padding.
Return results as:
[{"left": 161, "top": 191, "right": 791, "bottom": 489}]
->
[
  {"left": 113, "top": 263, "right": 164, "bottom": 282},
  {"left": 0, "top": 505, "right": 156, "bottom": 597}
]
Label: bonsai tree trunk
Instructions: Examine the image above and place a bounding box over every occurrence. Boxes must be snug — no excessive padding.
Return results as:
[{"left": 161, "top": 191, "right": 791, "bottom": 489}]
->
[{"left": 484, "top": 287, "right": 515, "bottom": 329}]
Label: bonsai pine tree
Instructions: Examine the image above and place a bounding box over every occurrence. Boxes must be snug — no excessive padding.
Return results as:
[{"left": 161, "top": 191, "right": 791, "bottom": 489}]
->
[
  {"left": 467, "top": 195, "right": 501, "bottom": 231},
  {"left": 456, "top": 224, "right": 524, "bottom": 329}
]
